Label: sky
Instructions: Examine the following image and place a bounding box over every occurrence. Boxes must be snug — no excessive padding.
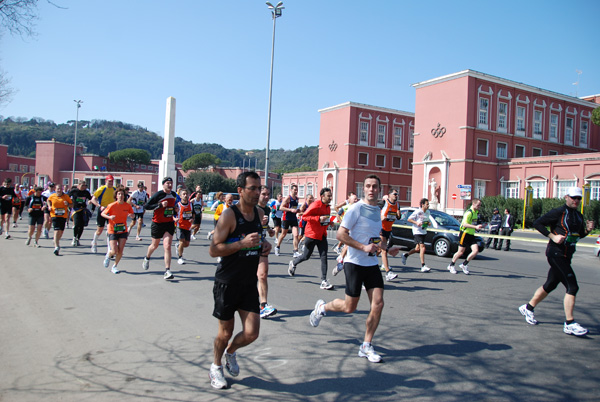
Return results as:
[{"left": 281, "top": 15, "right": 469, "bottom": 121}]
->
[{"left": 1, "top": 0, "right": 599, "bottom": 152}]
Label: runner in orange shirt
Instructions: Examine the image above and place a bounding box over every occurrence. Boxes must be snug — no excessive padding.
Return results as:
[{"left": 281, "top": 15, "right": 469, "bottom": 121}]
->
[
  {"left": 101, "top": 187, "right": 134, "bottom": 274},
  {"left": 175, "top": 188, "right": 195, "bottom": 265},
  {"left": 47, "top": 184, "right": 73, "bottom": 256}
]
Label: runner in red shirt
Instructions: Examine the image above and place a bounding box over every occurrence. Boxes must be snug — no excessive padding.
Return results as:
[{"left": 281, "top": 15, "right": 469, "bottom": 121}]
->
[
  {"left": 101, "top": 187, "right": 134, "bottom": 274},
  {"left": 175, "top": 188, "right": 195, "bottom": 265}
]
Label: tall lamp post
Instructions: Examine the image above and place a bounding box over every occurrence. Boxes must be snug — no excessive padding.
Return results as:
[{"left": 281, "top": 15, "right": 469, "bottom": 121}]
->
[
  {"left": 71, "top": 100, "right": 83, "bottom": 186},
  {"left": 264, "top": 1, "right": 284, "bottom": 187}
]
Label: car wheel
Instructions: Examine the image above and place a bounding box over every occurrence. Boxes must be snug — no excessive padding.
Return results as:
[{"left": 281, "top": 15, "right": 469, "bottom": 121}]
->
[{"left": 433, "top": 238, "right": 451, "bottom": 257}]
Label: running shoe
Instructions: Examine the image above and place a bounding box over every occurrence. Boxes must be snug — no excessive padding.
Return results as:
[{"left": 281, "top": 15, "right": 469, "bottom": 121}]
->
[
  {"left": 309, "top": 299, "right": 325, "bottom": 327},
  {"left": 293, "top": 251, "right": 301, "bottom": 258},
  {"left": 563, "top": 322, "right": 588, "bottom": 336},
  {"left": 207, "top": 232, "right": 213, "bottom": 240},
  {"left": 91, "top": 243, "right": 97, "bottom": 253},
  {"left": 385, "top": 271, "right": 398, "bottom": 281},
  {"left": 401, "top": 253, "right": 408, "bottom": 265},
  {"left": 136, "top": 236, "right": 141, "bottom": 241},
  {"left": 12, "top": 223, "right": 17, "bottom": 228},
  {"left": 191, "top": 234, "right": 196, "bottom": 240},
  {"left": 177, "top": 257, "right": 185, "bottom": 265},
  {"left": 209, "top": 364, "right": 227, "bottom": 389},
  {"left": 103, "top": 254, "right": 110, "bottom": 268},
  {"left": 25, "top": 238, "right": 31, "bottom": 246},
  {"left": 460, "top": 263, "right": 469, "bottom": 275},
  {"left": 260, "top": 304, "right": 277, "bottom": 319},
  {"left": 43, "top": 229, "right": 49, "bottom": 239},
  {"left": 164, "top": 270, "right": 174, "bottom": 280},
  {"left": 71, "top": 238, "right": 77, "bottom": 246},
  {"left": 379, "top": 265, "right": 387, "bottom": 272},
  {"left": 224, "top": 352, "right": 239, "bottom": 377},
  {"left": 518, "top": 304, "right": 538, "bottom": 325},
  {"left": 320, "top": 279, "right": 334, "bottom": 290},
  {"left": 274, "top": 246, "right": 280, "bottom": 256},
  {"left": 142, "top": 257, "right": 150, "bottom": 270},
  {"left": 288, "top": 260, "right": 296, "bottom": 276},
  {"left": 216, "top": 257, "right": 222, "bottom": 264},
  {"left": 5, "top": 233, "right": 10, "bottom": 239},
  {"left": 76, "top": 239, "right": 81, "bottom": 246},
  {"left": 34, "top": 242, "right": 40, "bottom": 248},
  {"left": 111, "top": 265, "right": 120, "bottom": 274},
  {"left": 421, "top": 265, "right": 431, "bottom": 272},
  {"left": 53, "top": 247, "right": 59, "bottom": 256},
  {"left": 333, "top": 262, "right": 344, "bottom": 276},
  {"left": 447, "top": 264, "right": 457, "bottom": 274},
  {"left": 333, "top": 245, "right": 340, "bottom": 255},
  {"left": 358, "top": 344, "right": 382, "bottom": 363}
]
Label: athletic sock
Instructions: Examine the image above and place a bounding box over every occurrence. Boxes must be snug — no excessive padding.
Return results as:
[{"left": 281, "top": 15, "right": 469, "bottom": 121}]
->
[
  {"left": 462, "top": 261, "right": 469, "bottom": 266},
  {"left": 566, "top": 319, "right": 575, "bottom": 325},
  {"left": 449, "top": 262, "right": 455, "bottom": 266},
  {"left": 362, "top": 342, "right": 371, "bottom": 348},
  {"left": 526, "top": 303, "right": 534, "bottom": 311}
]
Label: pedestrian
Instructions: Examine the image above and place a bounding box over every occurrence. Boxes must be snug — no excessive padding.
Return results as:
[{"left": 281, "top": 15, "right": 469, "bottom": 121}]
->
[
  {"left": 257, "top": 185, "right": 277, "bottom": 318},
  {"left": 485, "top": 208, "right": 501, "bottom": 249},
  {"left": 288, "top": 188, "right": 334, "bottom": 290},
  {"left": 208, "top": 172, "right": 271, "bottom": 389},
  {"left": 447, "top": 198, "right": 483, "bottom": 275},
  {"left": 25, "top": 186, "right": 47, "bottom": 247},
  {"left": 497, "top": 208, "right": 515, "bottom": 251},
  {"left": 274, "top": 184, "right": 301, "bottom": 257},
  {"left": 101, "top": 187, "right": 134, "bottom": 274},
  {"left": 142, "top": 177, "right": 179, "bottom": 280},
  {"left": 379, "top": 189, "right": 401, "bottom": 280},
  {"left": 46, "top": 184, "right": 73, "bottom": 256},
  {"left": 69, "top": 181, "right": 92, "bottom": 246},
  {"left": 402, "top": 197, "right": 439, "bottom": 272},
  {"left": 518, "top": 187, "right": 594, "bottom": 336},
  {"left": 309, "top": 175, "right": 398, "bottom": 363},
  {"left": 128, "top": 181, "right": 148, "bottom": 241},
  {"left": 90, "top": 175, "right": 116, "bottom": 253}
]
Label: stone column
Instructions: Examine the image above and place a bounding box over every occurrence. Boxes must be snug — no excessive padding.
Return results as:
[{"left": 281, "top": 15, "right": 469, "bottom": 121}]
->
[{"left": 159, "top": 97, "right": 177, "bottom": 190}]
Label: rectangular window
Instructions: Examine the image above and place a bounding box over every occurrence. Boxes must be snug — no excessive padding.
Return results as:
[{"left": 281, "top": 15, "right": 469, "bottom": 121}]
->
[
  {"left": 141, "top": 165, "right": 146, "bottom": 170},
  {"left": 406, "top": 187, "right": 411, "bottom": 201},
  {"left": 30, "top": 166, "right": 35, "bottom": 173},
  {"left": 358, "top": 152, "right": 368, "bottom": 166},
  {"left": 479, "top": 98, "right": 489, "bottom": 127},
  {"left": 392, "top": 156, "right": 402, "bottom": 169},
  {"left": 393, "top": 126, "right": 402, "bottom": 149},
  {"left": 409, "top": 136, "right": 414, "bottom": 152},
  {"left": 307, "top": 184, "right": 313, "bottom": 196},
  {"left": 375, "top": 154, "right": 385, "bottom": 167},
  {"left": 73, "top": 178, "right": 79, "bottom": 185},
  {"left": 63, "top": 178, "right": 69, "bottom": 186},
  {"left": 126, "top": 180, "right": 134, "bottom": 187},
  {"left": 515, "top": 145, "right": 525, "bottom": 158},
  {"left": 503, "top": 181, "right": 519, "bottom": 198},
  {"left": 549, "top": 113, "right": 558, "bottom": 141},
  {"left": 359, "top": 121, "right": 369, "bottom": 145},
  {"left": 20, "top": 164, "right": 28, "bottom": 172},
  {"left": 408, "top": 158, "right": 413, "bottom": 171},
  {"left": 532, "top": 148, "right": 542, "bottom": 157},
  {"left": 477, "top": 139, "right": 489, "bottom": 156},
  {"left": 529, "top": 181, "right": 546, "bottom": 199},
  {"left": 557, "top": 181, "right": 576, "bottom": 198},
  {"left": 590, "top": 180, "right": 600, "bottom": 201},
  {"left": 549, "top": 150, "right": 558, "bottom": 156},
  {"left": 355, "top": 182, "right": 364, "bottom": 199},
  {"left": 496, "top": 142, "right": 507, "bottom": 159},
  {"left": 474, "top": 180, "right": 486, "bottom": 199},
  {"left": 377, "top": 124, "right": 386, "bottom": 147},
  {"left": 282, "top": 185, "right": 289, "bottom": 197},
  {"left": 9, "top": 163, "right": 18, "bottom": 171},
  {"left": 533, "top": 110, "right": 543, "bottom": 136},
  {"left": 498, "top": 102, "right": 508, "bottom": 131},
  {"left": 299, "top": 185, "right": 305, "bottom": 198},
  {"left": 516, "top": 106, "right": 526, "bottom": 134},
  {"left": 565, "top": 117, "right": 574, "bottom": 144},
  {"left": 580, "top": 120, "right": 588, "bottom": 146}
]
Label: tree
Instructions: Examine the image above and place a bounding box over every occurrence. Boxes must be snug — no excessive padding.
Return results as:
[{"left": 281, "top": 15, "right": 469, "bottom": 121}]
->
[
  {"left": 0, "top": 0, "right": 39, "bottom": 37},
  {"left": 109, "top": 148, "right": 151, "bottom": 172},
  {"left": 182, "top": 153, "right": 221, "bottom": 172},
  {"left": 592, "top": 107, "right": 600, "bottom": 127},
  {"left": 184, "top": 171, "right": 236, "bottom": 194},
  {"left": 0, "top": 69, "right": 15, "bottom": 107}
]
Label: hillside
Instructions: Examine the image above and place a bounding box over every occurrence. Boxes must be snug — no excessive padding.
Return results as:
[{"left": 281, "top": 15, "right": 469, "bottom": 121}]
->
[{"left": 0, "top": 117, "right": 318, "bottom": 173}]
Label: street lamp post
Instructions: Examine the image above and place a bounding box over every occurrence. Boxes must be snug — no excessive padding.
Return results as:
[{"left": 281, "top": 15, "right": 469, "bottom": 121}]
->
[
  {"left": 264, "top": 1, "right": 284, "bottom": 188},
  {"left": 71, "top": 100, "right": 83, "bottom": 187}
]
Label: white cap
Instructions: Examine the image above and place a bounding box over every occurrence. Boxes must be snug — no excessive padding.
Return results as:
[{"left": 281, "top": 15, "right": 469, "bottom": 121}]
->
[{"left": 566, "top": 187, "right": 582, "bottom": 197}]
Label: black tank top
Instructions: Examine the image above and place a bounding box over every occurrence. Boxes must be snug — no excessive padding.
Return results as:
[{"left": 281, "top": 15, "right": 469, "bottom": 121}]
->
[
  {"left": 215, "top": 205, "right": 262, "bottom": 285},
  {"left": 285, "top": 196, "right": 299, "bottom": 222}
]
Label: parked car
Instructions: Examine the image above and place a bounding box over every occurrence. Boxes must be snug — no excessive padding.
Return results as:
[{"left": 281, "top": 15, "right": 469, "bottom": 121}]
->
[
  {"left": 594, "top": 235, "right": 600, "bottom": 257},
  {"left": 390, "top": 207, "right": 485, "bottom": 257}
]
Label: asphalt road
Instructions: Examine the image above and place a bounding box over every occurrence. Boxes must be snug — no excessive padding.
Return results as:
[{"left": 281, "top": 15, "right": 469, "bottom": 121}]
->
[{"left": 1, "top": 216, "right": 599, "bottom": 402}]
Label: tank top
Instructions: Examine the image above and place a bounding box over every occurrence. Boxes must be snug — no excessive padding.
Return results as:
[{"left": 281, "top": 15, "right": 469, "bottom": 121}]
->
[
  {"left": 284, "top": 196, "right": 299, "bottom": 221},
  {"left": 215, "top": 205, "right": 262, "bottom": 285},
  {"left": 176, "top": 201, "right": 194, "bottom": 230}
]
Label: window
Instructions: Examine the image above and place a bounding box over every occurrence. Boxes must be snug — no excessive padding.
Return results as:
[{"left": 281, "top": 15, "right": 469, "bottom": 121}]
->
[
  {"left": 479, "top": 98, "right": 489, "bottom": 128},
  {"left": 406, "top": 187, "right": 411, "bottom": 201},
  {"left": 135, "top": 163, "right": 139, "bottom": 168},
  {"left": 141, "top": 165, "right": 146, "bottom": 170},
  {"left": 63, "top": 178, "right": 69, "bottom": 186},
  {"left": 497, "top": 142, "right": 508, "bottom": 159},
  {"left": 498, "top": 102, "right": 508, "bottom": 131},
  {"left": 408, "top": 158, "right": 413, "bottom": 171},
  {"left": 409, "top": 136, "right": 414, "bottom": 152},
  {"left": 565, "top": 117, "right": 574, "bottom": 144},
  {"left": 30, "top": 166, "right": 35, "bottom": 173},
  {"left": 515, "top": 145, "right": 525, "bottom": 158},
  {"left": 359, "top": 121, "right": 369, "bottom": 145},
  {"left": 503, "top": 181, "right": 519, "bottom": 198},
  {"left": 580, "top": 120, "right": 588, "bottom": 147},
  {"left": 529, "top": 181, "right": 546, "bottom": 199},
  {"left": 532, "top": 148, "right": 542, "bottom": 157},
  {"left": 103, "top": 159, "right": 107, "bottom": 164},
  {"left": 298, "top": 185, "right": 305, "bottom": 198},
  {"left": 20, "top": 164, "right": 28, "bottom": 172},
  {"left": 392, "top": 156, "right": 402, "bottom": 169},
  {"left": 377, "top": 124, "right": 386, "bottom": 147},
  {"left": 358, "top": 152, "right": 368, "bottom": 166},
  {"left": 375, "top": 154, "right": 385, "bottom": 167},
  {"left": 474, "top": 180, "right": 486, "bottom": 199},
  {"left": 126, "top": 180, "right": 134, "bottom": 187},
  {"left": 73, "top": 178, "right": 79, "bottom": 185},
  {"left": 556, "top": 181, "right": 576, "bottom": 198},
  {"left": 9, "top": 163, "right": 18, "bottom": 171},
  {"left": 516, "top": 106, "right": 526, "bottom": 134},
  {"left": 549, "top": 113, "right": 558, "bottom": 141},
  {"left": 355, "top": 182, "right": 364, "bottom": 199},
  {"left": 393, "top": 126, "right": 402, "bottom": 149},
  {"left": 533, "top": 110, "right": 543, "bottom": 136},
  {"left": 307, "top": 184, "right": 313, "bottom": 196},
  {"left": 590, "top": 180, "right": 600, "bottom": 201},
  {"left": 282, "top": 185, "right": 289, "bottom": 197},
  {"left": 477, "top": 139, "right": 489, "bottom": 157}
]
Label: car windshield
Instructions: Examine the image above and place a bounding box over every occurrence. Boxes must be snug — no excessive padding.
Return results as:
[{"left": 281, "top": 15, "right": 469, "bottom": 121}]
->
[{"left": 430, "top": 211, "right": 460, "bottom": 227}]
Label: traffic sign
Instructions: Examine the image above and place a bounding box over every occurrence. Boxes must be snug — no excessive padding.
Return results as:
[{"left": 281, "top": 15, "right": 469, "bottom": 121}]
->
[{"left": 452, "top": 194, "right": 457, "bottom": 200}]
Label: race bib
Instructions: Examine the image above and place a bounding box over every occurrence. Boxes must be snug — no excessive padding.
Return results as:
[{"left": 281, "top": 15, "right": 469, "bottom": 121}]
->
[
  {"left": 55, "top": 208, "right": 65, "bottom": 215},
  {"left": 114, "top": 223, "right": 126, "bottom": 233},
  {"left": 386, "top": 212, "right": 396, "bottom": 222},
  {"left": 368, "top": 237, "right": 381, "bottom": 256},
  {"left": 194, "top": 205, "right": 203, "bottom": 213},
  {"left": 422, "top": 221, "right": 429, "bottom": 229},
  {"left": 182, "top": 211, "right": 193, "bottom": 219},
  {"left": 164, "top": 207, "right": 174, "bottom": 217},
  {"left": 321, "top": 215, "right": 331, "bottom": 226},
  {"left": 76, "top": 197, "right": 85, "bottom": 204},
  {"left": 32, "top": 204, "right": 41, "bottom": 210},
  {"left": 137, "top": 199, "right": 145, "bottom": 206},
  {"left": 566, "top": 233, "right": 580, "bottom": 243}
]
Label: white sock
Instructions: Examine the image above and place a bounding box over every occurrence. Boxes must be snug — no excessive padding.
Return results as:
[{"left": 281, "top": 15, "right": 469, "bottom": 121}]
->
[{"left": 92, "top": 233, "right": 98, "bottom": 244}]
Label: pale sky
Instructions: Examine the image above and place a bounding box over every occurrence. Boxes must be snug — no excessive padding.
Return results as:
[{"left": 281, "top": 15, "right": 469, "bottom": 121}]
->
[{"left": 1, "top": 0, "right": 598, "bottom": 151}]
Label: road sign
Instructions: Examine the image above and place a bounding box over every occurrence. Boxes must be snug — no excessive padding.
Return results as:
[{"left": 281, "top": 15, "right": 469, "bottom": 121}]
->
[{"left": 452, "top": 194, "right": 457, "bottom": 200}]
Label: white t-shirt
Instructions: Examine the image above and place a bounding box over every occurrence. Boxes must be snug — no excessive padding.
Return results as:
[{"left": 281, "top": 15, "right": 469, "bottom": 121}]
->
[
  {"left": 129, "top": 189, "right": 148, "bottom": 213},
  {"left": 408, "top": 208, "right": 438, "bottom": 235},
  {"left": 340, "top": 200, "right": 382, "bottom": 267}
]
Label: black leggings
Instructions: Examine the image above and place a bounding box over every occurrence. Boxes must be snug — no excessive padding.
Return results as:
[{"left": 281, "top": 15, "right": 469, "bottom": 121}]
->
[
  {"left": 292, "top": 236, "right": 328, "bottom": 280},
  {"left": 72, "top": 211, "right": 86, "bottom": 240},
  {"left": 542, "top": 253, "right": 579, "bottom": 296}
]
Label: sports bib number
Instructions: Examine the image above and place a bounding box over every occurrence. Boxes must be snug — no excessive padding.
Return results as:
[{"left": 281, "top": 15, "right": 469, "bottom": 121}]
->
[
  {"left": 114, "top": 223, "right": 126, "bottom": 233},
  {"left": 368, "top": 237, "right": 381, "bottom": 256},
  {"left": 386, "top": 212, "right": 396, "bottom": 222},
  {"left": 55, "top": 208, "right": 65, "bottom": 215},
  {"left": 182, "top": 211, "right": 193, "bottom": 219},
  {"left": 164, "top": 207, "right": 174, "bottom": 217}
]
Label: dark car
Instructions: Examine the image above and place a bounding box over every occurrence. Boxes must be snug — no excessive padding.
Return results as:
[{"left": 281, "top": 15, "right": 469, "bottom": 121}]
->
[{"left": 390, "top": 207, "right": 485, "bottom": 257}]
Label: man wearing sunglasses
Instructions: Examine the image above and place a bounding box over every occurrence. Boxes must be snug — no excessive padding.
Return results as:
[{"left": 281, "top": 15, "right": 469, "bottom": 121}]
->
[{"left": 518, "top": 187, "right": 594, "bottom": 336}]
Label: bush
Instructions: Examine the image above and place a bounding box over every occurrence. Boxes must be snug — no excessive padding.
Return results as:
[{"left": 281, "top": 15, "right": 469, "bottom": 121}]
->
[{"left": 184, "top": 172, "right": 236, "bottom": 194}]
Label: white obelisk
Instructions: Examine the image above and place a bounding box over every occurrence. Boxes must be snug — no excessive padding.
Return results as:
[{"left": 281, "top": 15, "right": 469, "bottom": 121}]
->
[{"left": 159, "top": 97, "right": 177, "bottom": 187}]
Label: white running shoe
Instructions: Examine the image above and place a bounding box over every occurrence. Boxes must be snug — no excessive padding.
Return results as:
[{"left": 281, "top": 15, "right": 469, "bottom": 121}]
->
[
  {"left": 216, "top": 257, "right": 222, "bottom": 263},
  {"left": 293, "top": 251, "right": 301, "bottom": 258},
  {"left": 519, "top": 304, "right": 538, "bottom": 325},
  {"left": 460, "top": 263, "right": 469, "bottom": 275},
  {"left": 385, "top": 271, "right": 398, "bottom": 281},
  {"left": 164, "top": 270, "right": 174, "bottom": 280},
  {"left": 111, "top": 265, "right": 120, "bottom": 274},
  {"left": 103, "top": 254, "right": 110, "bottom": 268},
  {"left": 224, "top": 352, "right": 239, "bottom": 377},
  {"left": 358, "top": 344, "right": 382, "bottom": 363},
  {"left": 421, "top": 265, "right": 431, "bottom": 272},
  {"left": 142, "top": 257, "right": 150, "bottom": 270},
  {"left": 333, "top": 262, "right": 344, "bottom": 276},
  {"left": 207, "top": 232, "right": 213, "bottom": 240},
  {"left": 563, "top": 322, "right": 588, "bottom": 336},
  {"left": 288, "top": 260, "right": 296, "bottom": 276},
  {"left": 91, "top": 243, "right": 97, "bottom": 253},
  {"left": 333, "top": 245, "right": 340, "bottom": 255},
  {"left": 209, "top": 364, "right": 227, "bottom": 389},
  {"left": 191, "top": 234, "right": 196, "bottom": 240},
  {"left": 274, "top": 246, "right": 280, "bottom": 256},
  {"left": 71, "top": 238, "right": 77, "bottom": 246},
  {"left": 447, "top": 264, "right": 457, "bottom": 274},
  {"left": 53, "top": 247, "right": 59, "bottom": 256},
  {"left": 320, "top": 279, "right": 334, "bottom": 290},
  {"left": 25, "top": 238, "right": 31, "bottom": 246},
  {"left": 309, "top": 299, "right": 325, "bottom": 327},
  {"left": 177, "top": 257, "right": 185, "bottom": 265},
  {"left": 401, "top": 253, "right": 408, "bottom": 265}
]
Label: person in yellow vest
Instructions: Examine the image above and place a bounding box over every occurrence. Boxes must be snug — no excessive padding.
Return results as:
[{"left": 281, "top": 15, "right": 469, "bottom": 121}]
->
[
  {"left": 447, "top": 198, "right": 482, "bottom": 275},
  {"left": 47, "top": 184, "right": 73, "bottom": 256},
  {"left": 90, "top": 175, "right": 116, "bottom": 253}
]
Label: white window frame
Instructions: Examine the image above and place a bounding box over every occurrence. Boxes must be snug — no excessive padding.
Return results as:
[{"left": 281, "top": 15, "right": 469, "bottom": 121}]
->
[
  {"left": 20, "top": 164, "right": 28, "bottom": 172},
  {"left": 497, "top": 102, "right": 508, "bottom": 132},
  {"left": 9, "top": 163, "right": 18, "bottom": 171},
  {"left": 502, "top": 181, "right": 520, "bottom": 199},
  {"left": 357, "top": 152, "right": 369, "bottom": 166},
  {"left": 393, "top": 126, "right": 402, "bottom": 150},
  {"left": 515, "top": 145, "right": 525, "bottom": 158},
  {"left": 359, "top": 121, "right": 369, "bottom": 146},
  {"left": 516, "top": 106, "right": 526, "bottom": 135},
  {"left": 406, "top": 187, "right": 411, "bottom": 201},
  {"left": 298, "top": 185, "right": 305, "bottom": 198},
  {"left": 73, "top": 178, "right": 79, "bottom": 185},
  {"left": 282, "top": 185, "right": 289, "bottom": 197},
  {"left": 355, "top": 182, "right": 364, "bottom": 199},
  {"left": 549, "top": 150, "right": 559, "bottom": 156},
  {"left": 375, "top": 154, "right": 385, "bottom": 168},
  {"left": 477, "top": 139, "right": 489, "bottom": 157},
  {"left": 555, "top": 180, "right": 576, "bottom": 198},
  {"left": 126, "top": 180, "right": 134, "bottom": 187},
  {"left": 478, "top": 97, "right": 489, "bottom": 129},
  {"left": 528, "top": 180, "right": 546, "bottom": 199},
  {"left": 307, "top": 184, "right": 313, "bottom": 196},
  {"left": 533, "top": 110, "right": 543, "bottom": 138},
  {"left": 589, "top": 180, "right": 600, "bottom": 201},
  {"left": 549, "top": 113, "right": 559, "bottom": 142},
  {"left": 532, "top": 147, "right": 542, "bottom": 157},
  {"left": 496, "top": 142, "right": 508, "bottom": 159},
  {"left": 474, "top": 180, "right": 486, "bottom": 199},
  {"left": 565, "top": 117, "right": 574, "bottom": 145},
  {"left": 63, "top": 178, "right": 69, "bottom": 186},
  {"left": 408, "top": 158, "right": 413, "bottom": 171},
  {"left": 580, "top": 120, "right": 588, "bottom": 148},
  {"left": 377, "top": 124, "right": 386, "bottom": 148},
  {"left": 392, "top": 156, "right": 402, "bottom": 169}
]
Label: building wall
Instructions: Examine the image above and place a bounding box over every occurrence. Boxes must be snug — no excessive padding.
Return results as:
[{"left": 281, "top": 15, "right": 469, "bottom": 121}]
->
[{"left": 0, "top": 144, "right": 37, "bottom": 186}]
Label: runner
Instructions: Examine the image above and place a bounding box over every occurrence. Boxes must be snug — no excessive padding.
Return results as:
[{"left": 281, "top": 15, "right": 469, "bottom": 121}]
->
[
  {"left": 0, "top": 178, "right": 16, "bottom": 239},
  {"left": 11, "top": 188, "right": 21, "bottom": 228},
  {"left": 101, "top": 187, "right": 134, "bottom": 274},
  {"left": 90, "top": 175, "right": 116, "bottom": 253},
  {"left": 212, "top": 194, "right": 234, "bottom": 257},
  {"left": 69, "top": 181, "right": 92, "bottom": 246},
  {"left": 46, "top": 184, "right": 73, "bottom": 256},
  {"left": 296, "top": 194, "right": 314, "bottom": 252},
  {"left": 447, "top": 198, "right": 483, "bottom": 275},
  {"left": 288, "top": 188, "right": 334, "bottom": 290},
  {"left": 309, "top": 175, "right": 398, "bottom": 363},
  {"left": 128, "top": 181, "right": 148, "bottom": 241},
  {"left": 41, "top": 182, "right": 56, "bottom": 239},
  {"left": 257, "top": 185, "right": 277, "bottom": 318},
  {"left": 208, "top": 172, "right": 271, "bottom": 389},
  {"left": 269, "top": 193, "right": 283, "bottom": 242},
  {"left": 142, "top": 177, "right": 179, "bottom": 280},
  {"left": 19, "top": 185, "right": 28, "bottom": 220},
  {"left": 401, "top": 197, "right": 439, "bottom": 273},
  {"left": 190, "top": 189, "right": 204, "bottom": 240},
  {"left": 274, "top": 184, "right": 300, "bottom": 257},
  {"left": 175, "top": 188, "right": 194, "bottom": 265},
  {"left": 25, "top": 186, "right": 47, "bottom": 247},
  {"left": 207, "top": 191, "right": 225, "bottom": 240},
  {"left": 332, "top": 193, "right": 358, "bottom": 276},
  {"left": 518, "top": 187, "right": 594, "bottom": 336},
  {"left": 379, "top": 189, "right": 401, "bottom": 281}
]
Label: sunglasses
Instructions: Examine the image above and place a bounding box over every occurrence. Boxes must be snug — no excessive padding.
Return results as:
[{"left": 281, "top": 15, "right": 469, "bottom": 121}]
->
[{"left": 569, "top": 196, "right": 582, "bottom": 200}]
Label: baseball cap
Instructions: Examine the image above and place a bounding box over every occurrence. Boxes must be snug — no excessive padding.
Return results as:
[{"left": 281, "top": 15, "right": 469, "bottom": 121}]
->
[
  {"left": 162, "top": 177, "right": 173, "bottom": 184},
  {"left": 48, "top": 182, "right": 55, "bottom": 187},
  {"left": 566, "top": 187, "right": 582, "bottom": 198},
  {"left": 106, "top": 174, "right": 115, "bottom": 181}
]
